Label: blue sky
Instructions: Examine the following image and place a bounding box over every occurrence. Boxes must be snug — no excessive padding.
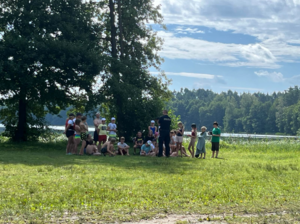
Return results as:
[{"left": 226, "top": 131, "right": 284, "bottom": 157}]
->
[{"left": 151, "top": 0, "right": 300, "bottom": 93}]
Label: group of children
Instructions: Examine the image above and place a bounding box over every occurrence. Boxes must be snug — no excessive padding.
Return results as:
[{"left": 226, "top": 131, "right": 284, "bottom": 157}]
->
[{"left": 65, "top": 112, "right": 221, "bottom": 158}]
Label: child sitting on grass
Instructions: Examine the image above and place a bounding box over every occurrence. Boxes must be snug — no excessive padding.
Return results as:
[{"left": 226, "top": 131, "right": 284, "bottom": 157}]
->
[
  {"left": 134, "top": 131, "right": 144, "bottom": 155},
  {"left": 140, "top": 140, "right": 155, "bottom": 156},
  {"left": 84, "top": 134, "right": 101, "bottom": 156},
  {"left": 101, "top": 138, "right": 116, "bottom": 156},
  {"left": 117, "top": 137, "right": 130, "bottom": 156},
  {"left": 170, "top": 130, "right": 177, "bottom": 153}
]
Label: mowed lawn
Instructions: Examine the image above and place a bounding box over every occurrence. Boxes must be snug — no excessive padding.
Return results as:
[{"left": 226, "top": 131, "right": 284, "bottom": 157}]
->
[{"left": 0, "top": 140, "right": 300, "bottom": 223}]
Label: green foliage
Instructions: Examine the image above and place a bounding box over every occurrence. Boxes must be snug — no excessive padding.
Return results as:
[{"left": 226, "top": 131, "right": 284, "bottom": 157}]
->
[
  {"left": 169, "top": 87, "right": 300, "bottom": 134},
  {"left": 97, "top": 0, "right": 171, "bottom": 139},
  {"left": 0, "top": 0, "right": 105, "bottom": 141},
  {"left": 168, "top": 109, "right": 181, "bottom": 130},
  {"left": 0, "top": 140, "right": 299, "bottom": 222}
]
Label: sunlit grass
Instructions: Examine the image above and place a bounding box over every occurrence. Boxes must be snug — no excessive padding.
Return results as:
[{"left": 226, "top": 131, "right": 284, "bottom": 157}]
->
[{"left": 0, "top": 139, "right": 299, "bottom": 223}]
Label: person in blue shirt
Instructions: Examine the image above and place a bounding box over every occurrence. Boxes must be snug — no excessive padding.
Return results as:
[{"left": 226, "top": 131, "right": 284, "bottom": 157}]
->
[{"left": 140, "top": 140, "right": 155, "bottom": 156}]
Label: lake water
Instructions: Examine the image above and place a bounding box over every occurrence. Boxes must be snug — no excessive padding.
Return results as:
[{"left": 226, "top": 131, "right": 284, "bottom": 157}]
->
[{"left": 0, "top": 124, "right": 298, "bottom": 139}]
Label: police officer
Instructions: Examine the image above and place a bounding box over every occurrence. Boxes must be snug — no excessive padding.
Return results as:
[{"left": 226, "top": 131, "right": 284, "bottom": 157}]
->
[{"left": 158, "top": 110, "right": 171, "bottom": 157}]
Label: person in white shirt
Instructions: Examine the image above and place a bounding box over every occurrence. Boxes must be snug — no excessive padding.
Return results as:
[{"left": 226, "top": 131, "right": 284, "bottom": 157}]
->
[
  {"left": 107, "top": 117, "right": 117, "bottom": 138},
  {"left": 117, "top": 137, "right": 130, "bottom": 156}
]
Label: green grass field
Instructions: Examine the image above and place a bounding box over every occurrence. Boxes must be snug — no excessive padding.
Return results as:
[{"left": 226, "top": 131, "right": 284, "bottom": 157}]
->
[{"left": 0, "top": 138, "right": 300, "bottom": 223}]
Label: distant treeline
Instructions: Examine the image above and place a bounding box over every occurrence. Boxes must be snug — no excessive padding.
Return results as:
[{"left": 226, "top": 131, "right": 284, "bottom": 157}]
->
[
  {"left": 168, "top": 86, "right": 300, "bottom": 135},
  {"left": 45, "top": 110, "right": 94, "bottom": 126}
]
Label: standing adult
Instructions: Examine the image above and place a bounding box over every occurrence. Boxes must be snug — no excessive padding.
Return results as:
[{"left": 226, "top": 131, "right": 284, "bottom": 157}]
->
[
  {"left": 158, "top": 110, "right": 171, "bottom": 157},
  {"left": 211, "top": 121, "right": 221, "bottom": 158},
  {"left": 93, "top": 112, "right": 101, "bottom": 144}
]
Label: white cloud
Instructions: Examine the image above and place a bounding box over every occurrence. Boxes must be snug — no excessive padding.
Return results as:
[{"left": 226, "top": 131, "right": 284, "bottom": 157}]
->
[
  {"left": 255, "top": 71, "right": 285, "bottom": 82},
  {"left": 158, "top": 31, "right": 279, "bottom": 68},
  {"left": 175, "top": 27, "right": 205, "bottom": 34},
  {"left": 155, "top": 0, "right": 300, "bottom": 42},
  {"left": 153, "top": 0, "right": 300, "bottom": 68},
  {"left": 151, "top": 71, "right": 227, "bottom": 85}
]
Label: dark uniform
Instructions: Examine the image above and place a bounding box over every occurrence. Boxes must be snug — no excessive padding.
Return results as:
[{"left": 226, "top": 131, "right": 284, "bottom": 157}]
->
[{"left": 158, "top": 114, "right": 171, "bottom": 157}]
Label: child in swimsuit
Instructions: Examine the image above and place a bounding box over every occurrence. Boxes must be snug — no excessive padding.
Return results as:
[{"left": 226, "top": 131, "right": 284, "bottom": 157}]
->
[
  {"left": 148, "top": 120, "right": 157, "bottom": 137},
  {"left": 187, "top": 123, "right": 197, "bottom": 158},
  {"left": 84, "top": 134, "right": 101, "bottom": 156},
  {"left": 74, "top": 119, "right": 82, "bottom": 154},
  {"left": 101, "top": 138, "right": 116, "bottom": 156}
]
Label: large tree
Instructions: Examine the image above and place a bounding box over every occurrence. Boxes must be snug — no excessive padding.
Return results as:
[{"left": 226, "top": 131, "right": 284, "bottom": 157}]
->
[
  {"left": 0, "top": 0, "right": 105, "bottom": 141},
  {"left": 98, "top": 0, "right": 171, "bottom": 139}
]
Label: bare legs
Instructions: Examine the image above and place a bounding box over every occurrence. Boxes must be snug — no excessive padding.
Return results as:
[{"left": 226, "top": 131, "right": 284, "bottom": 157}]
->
[{"left": 66, "top": 136, "right": 75, "bottom": 154}]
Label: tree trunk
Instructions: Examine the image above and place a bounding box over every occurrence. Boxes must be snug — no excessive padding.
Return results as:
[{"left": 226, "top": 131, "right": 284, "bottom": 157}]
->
[
  {"left": 16, "top": 97, "right": 27, "bottom": 141},
  {"left": 118, "top": 0, "right": 124, "bottom": 57},
  {"left": 109, "top": 0, "right": 117, "bottom": 58}
]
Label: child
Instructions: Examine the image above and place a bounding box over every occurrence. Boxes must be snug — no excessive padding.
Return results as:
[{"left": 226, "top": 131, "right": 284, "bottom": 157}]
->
[
  {"left": 151, "top": 139, "right": 158, "bottom": 155},
  {"left": 141, "top": 141, "right": 155, "bottom": 156},
  {"left": 107, "top": 117, "right": 117, "bottom": 139},
  {"left": 195, "top": 126, "right": 207, "bottom": 159},
  {"left": 211, "top": 121, "right": 221, "bottom": 158},
  {"left": 148, "top": 120, "right": 157, "bottom": 137},
  {"left": 84, "top": 134, "right": 101, "bottom": 156},
  {"left": 176, "top": 122, "right": 184, "bottom": 157},
  {"left": 134, "top": 131, "right": 144, "bottom": 155},
  {"left": 169, "top": 131, "right": 177, "bottom": 154},
  {"left": 187, "top": 123, "right": 197, "bottom": 158},
  {"left": 74, "top": 119, "right": 82, "bottom": 155},
  {"left": 117, "top": 137, "right": 130, "bottom": 156},
  {"left": 65, "top": 113, "right": 75, "bottom": 155},
  {"left": 145, "top": 130, "right": 155, "bottom": 143},
  {"left": 100, "top": 138, "right": 116, "bottom": 156},
  {"left": 79, "top": 116, "right": 89, "bottom": 155},
  {"left": 97, "top": 118, "right": 107, "bottom": 150}
]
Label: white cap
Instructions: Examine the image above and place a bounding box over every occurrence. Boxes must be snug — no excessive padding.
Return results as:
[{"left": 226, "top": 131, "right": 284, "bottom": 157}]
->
[
  {"left": 101, "top": 118, "right": 106, "bottom": 121},
  {"left": 147, "top": 140, "right": 152, "bottom": 145},
  {"left": 151, "top": 120, "right": 155, "bottom": 123},
  {"left": 111, "top": 117, "right": 116, "bottom": 120},
  {"left": 96, "top": 112, "right": 100, "bottom": 115}
]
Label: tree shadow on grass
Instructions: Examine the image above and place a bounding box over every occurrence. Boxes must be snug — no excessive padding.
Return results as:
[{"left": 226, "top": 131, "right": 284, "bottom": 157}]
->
[{"left": 0, "top": 142, "right": 208, "bottom": 175}]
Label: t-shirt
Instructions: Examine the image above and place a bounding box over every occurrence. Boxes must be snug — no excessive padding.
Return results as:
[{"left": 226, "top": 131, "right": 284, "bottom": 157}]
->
[
  {"left": 118, "top": 142, "right": 128, "bottom": 148},
  {"left": 141, "top": 144, "right": 151, "bottom": 154},
  {"left": 67, "top": 119, "right": 74, "bottom": 128},
  {"left": 108, "top": 123, "right": 117, "bottom": 135},
  {"left": 159, "top": 115, "right": 171, "bottom": 131},
  {"left": 211, "top": 127, "right": 221, "bottom": 143},
  {"left": 136, "top": 136, "right": 144, "bottom": 144},
  {"left": 98, "top": 124, "right": 107, "bottom": 135}
]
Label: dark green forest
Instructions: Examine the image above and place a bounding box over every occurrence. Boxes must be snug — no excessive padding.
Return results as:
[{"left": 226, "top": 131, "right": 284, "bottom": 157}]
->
[{"left": 168, "top": 87, "right": 300, "bottom": 135}]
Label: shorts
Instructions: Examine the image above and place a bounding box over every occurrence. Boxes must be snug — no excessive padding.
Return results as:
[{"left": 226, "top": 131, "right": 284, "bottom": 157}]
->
[
  {"left": 118, "top": 149, "right": 127, "bottom": 155},
  {"left": 211, "top": 142, "right": 220, "bottom": 151},
  {"left": 94, "top": 131, "right": 98, "bottom": 142},
  {"left": 66, "top": 130, "right": 75, "bottom": 138},
  {"left": 108, "top": 134, "right": 117, "bottom": 139},
  {"left": 176, "top": 136, "right": 183, "bottom": 143},
  {"left": 101, "top": 147, "right": 108, "bottom": 154},
  {"left": 80, "top": 132, "right": 87, "bottom": 141},
  {"left": 98, "top": 135, "right": 107, "bottom": 143}
]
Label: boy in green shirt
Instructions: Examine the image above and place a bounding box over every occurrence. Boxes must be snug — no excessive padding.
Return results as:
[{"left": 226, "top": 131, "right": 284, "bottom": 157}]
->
[{"left": 211, "top": 121, "right": 221, "bottom": 158}]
